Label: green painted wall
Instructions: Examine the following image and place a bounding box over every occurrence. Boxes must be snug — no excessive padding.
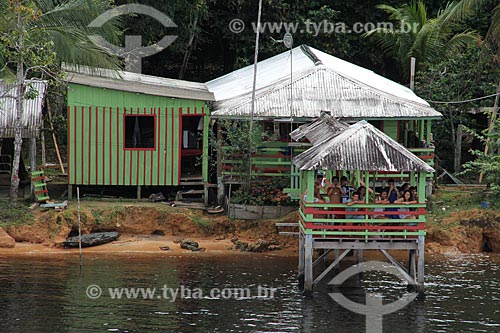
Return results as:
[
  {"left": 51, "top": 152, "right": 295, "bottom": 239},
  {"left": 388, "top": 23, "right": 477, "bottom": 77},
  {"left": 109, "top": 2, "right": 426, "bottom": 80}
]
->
[
  {"left": 67, "top": 84, "right": 210, "bottom": 186},
  {"left": 383, "top": 120, "right": 399, "bottom": 141}
]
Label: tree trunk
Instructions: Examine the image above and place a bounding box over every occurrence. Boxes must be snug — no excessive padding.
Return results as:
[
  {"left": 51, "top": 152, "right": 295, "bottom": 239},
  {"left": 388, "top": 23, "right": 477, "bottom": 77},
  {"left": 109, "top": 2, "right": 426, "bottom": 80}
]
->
[
  {"left": 454, "top": 125, "right": 463, "bottom": 173},
  {"left": 178, "top": 13, "right": 199, "bottom": 79},
  {"left": 9, "top": 12, "right": 25, "bottom": 204},
  {"left": 10, "top": 69, "right": 24, "bottom": 202}
]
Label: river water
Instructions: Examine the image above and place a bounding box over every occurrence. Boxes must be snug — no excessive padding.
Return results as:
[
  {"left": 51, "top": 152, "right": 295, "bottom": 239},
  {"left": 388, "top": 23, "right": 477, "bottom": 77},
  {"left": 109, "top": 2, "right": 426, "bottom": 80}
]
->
[{"left": 0, "top": 252, "right": 498, "bottom": 332}]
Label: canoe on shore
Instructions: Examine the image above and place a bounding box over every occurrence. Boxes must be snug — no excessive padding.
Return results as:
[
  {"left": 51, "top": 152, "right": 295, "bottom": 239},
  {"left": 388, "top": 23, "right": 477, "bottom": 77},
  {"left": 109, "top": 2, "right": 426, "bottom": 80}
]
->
[{"left": 64, "top": 232, "right": 120, "bottom": 248}]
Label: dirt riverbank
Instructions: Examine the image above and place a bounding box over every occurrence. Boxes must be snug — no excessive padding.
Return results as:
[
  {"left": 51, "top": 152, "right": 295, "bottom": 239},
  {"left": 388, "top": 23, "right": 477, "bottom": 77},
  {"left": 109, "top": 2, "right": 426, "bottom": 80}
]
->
[{"left": 0, "top": 187, "right": 499, "bottom": 256}]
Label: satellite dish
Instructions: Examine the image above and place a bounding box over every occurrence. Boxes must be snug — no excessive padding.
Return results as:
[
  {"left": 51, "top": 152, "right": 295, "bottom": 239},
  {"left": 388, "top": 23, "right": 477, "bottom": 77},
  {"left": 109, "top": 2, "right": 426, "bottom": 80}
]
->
[{"left": 283, "top": 32, "right": 293, "bottom": 49}]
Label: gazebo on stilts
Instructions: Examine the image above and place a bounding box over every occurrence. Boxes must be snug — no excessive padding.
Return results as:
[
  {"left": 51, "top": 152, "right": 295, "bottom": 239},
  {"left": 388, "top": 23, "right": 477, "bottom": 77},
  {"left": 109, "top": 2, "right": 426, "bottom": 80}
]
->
[{"left": 291, "top": 118, "right": 434, "bottom": 295}]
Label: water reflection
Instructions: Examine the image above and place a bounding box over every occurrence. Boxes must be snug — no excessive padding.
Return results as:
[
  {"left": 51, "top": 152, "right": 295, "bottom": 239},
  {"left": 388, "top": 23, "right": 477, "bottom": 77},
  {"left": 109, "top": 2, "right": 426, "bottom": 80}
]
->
[{"left": 0, "top": 253, "right": 498, "bottom": 332}]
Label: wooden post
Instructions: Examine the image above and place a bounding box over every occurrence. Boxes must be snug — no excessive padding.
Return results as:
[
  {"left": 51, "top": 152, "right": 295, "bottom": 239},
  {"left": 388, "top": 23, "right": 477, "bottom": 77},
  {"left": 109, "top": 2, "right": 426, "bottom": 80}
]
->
[
  {"left": 298, "top": 232, "right": 305, "bottom": 275},
  {"left": 216, "top": 121, "right": 225, "bottom": 204},
  {"left": 408, "top": 249, "right": 416, "bottom": 279},
  {"left": 426, "top": 120, "right": 432, "bottom": 145},
  {"left": 418, "top": 172, "right": 426, "bottom": 202},
  {"left": 410, "top": 171, "right": 416, "bottom": 187},
  {"left": 417, "top": 235, "right": 425, "bottom": 294},
  {"left": 68, "top": 184, "right": 73, "bottom": 200},
  {"left": 419, "top": 120, "right": 425, "bottom": 142},
  {"left": 357, "top": 249, "right": 363, "bottom": 264},
  {"left": 137, "top": 185, "right": 141, "bottom": 199},
  {"left": 304, "top": 234, "right": 314, "bottom": 294},
  {"left": 41, "top": 125, "right": 46, "bottom": 167},
  {"left": 30, "top": 136, "right": 36, "bottom": 197}
]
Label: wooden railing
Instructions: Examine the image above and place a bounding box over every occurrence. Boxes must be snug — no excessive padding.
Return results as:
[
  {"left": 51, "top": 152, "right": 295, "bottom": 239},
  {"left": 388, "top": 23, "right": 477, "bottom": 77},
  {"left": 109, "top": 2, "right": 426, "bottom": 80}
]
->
[
  {"left": 299, "top": 200, "right": 426, "bottom": 239},
  {"left": 408, "top": 147, "right": 435, "bottom": 167},
  {"left": 221, "top": 141, "right": 306, "bottom": 180}
]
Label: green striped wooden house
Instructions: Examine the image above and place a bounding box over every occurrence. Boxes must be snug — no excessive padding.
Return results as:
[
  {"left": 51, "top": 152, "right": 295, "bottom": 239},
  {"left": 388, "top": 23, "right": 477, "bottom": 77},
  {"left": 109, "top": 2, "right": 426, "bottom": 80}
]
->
[
  {"left": 206, "top": 45, "right": 441, "bottom": 201},
  {"left": 65, "top": 66, "right": 214, "bottom": 197}
]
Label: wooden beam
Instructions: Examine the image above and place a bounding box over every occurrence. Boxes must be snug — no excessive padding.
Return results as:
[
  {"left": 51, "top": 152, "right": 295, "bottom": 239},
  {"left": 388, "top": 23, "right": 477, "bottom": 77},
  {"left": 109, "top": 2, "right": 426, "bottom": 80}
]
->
[
  {"left": 417, "top": 235, "right": 425, "bottom": 294},
  {"left": 313, "top": 249, "right": 350, "bottom": 284},
  {"left": 313, "top": 240, "right": 418, "bottom": 250},
  {"left": 304, "top": 235, "right": 314, "bottom": 293},
  {"left": 380, "top": 249, "right": 416, "bottom": 285},
  {"left": 298, "top": 233, "right": 305, "bottom": 275},
  {"left": 313, "top": 249, "right": 331, "bottom": 267}
]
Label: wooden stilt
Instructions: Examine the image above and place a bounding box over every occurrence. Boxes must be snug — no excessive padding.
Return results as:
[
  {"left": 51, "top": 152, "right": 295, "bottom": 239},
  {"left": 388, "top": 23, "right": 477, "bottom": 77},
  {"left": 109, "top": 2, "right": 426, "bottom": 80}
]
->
[
  {"left": 68, "top": 184, "right": 73, "bottom": 200},
  {"left": 298, "top": 233, "right": 305, "bottom": 274},
  {"left": 333, "top": 249, "right": 340, "bottom": 273},
  {"left": 357, "top": 249, "right": 363, "bottom": 264},
  {"left": 137, "top": 185, "right": 141, "bottom": 199},
  {"left": 417, "top": 235, "right": 425, "bottom": 294},
  {"left": 304, "top": 234, "right": 314, "bottom": 294},
  {"left": 203, "top": 184, "right": 209, "bottom": 206},
  {"left": 408, "top": 249, "right": 416, "bottom": 279}
]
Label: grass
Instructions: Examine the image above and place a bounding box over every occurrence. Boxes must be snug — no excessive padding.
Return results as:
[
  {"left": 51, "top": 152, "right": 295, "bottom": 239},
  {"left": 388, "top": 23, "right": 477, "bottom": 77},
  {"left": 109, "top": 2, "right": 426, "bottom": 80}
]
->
[
  {"left": 427, "top": 185, "right": 493, "bottom": 229},
  {"left": 0, "top": 200, "right": 34, "bottom": 228},
  {"left": 191, "top": 215, "right": 213, "bottom": 233}
]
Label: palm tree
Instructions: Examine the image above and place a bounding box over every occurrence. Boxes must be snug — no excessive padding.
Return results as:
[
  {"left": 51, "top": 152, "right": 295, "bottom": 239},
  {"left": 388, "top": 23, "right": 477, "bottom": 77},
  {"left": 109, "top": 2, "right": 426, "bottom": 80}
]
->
[
  {"left": 363, "top": 1, "right": 480, "bottom": 79},
  {"left": 0, "top": 0, "right": 122, "bottom": 203}
]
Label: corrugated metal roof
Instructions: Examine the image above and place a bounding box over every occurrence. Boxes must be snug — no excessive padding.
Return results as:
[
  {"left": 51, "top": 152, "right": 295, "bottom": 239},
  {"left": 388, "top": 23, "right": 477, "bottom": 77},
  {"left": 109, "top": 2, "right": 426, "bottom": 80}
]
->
[
  {"left": 64, "top": 64, "right": 215, "bottom": 101},
  {"left": 0, "top": 80, "right": 47, "bottom": 138},
  {"left": 208, "top": 45, "right": 441, "bottom": 119},
  {"left": 290, "top": 113, "right": 348, "bottom": 144},
  {"left": 292, "top": 120, "right": 434, "bottom": 172}
]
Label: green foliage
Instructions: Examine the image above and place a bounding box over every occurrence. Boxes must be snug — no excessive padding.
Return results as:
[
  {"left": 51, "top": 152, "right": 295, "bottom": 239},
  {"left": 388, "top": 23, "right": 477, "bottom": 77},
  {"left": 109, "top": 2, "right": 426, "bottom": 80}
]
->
[
  {"left": 0, "top": 1, "right": 57, "bottom": 80},
  {"left": 191, "top": 215, "right": 212, "bottom": 234},
  {"left": 210, "top": 119, "right": 263, "bottom": 186},
  {"left": 363, "top": 1, "right": 480, "bottom": 79},
  {"left": 0, "top": 200, "right": 33, "bottom": 227},
  {"left": 231, "top": 178, "right": 293, "bottom": 206},
  {"left": 460, "top": 120, "right": 500, "bottom": 197},
  {"left": 415, "top": 44, "right": 500, "bottom": 170}
]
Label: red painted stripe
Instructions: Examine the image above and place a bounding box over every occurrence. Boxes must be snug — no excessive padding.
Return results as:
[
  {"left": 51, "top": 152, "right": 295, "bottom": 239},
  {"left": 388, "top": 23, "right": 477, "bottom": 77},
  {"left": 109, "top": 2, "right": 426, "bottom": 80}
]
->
[
  {"left": 126, "top": 108, "right": 132, "bottom": 186},
  {"left": 178, "top": 108, "right": 182, "bottom": 184},
  {"left": 88, "top": 106, "right": 92, "bottom": 185},
  {"left": 156, "top": 108, "right": 160, "bottom": 186},
  {"left": 109, "top": 106, "right": 113, "bottom": 185},
  {"left": 143, "top": 107, "right": 147, "bottom": 186},
  {"left": 72, "top": 107, "right": 76, "bottom": 184},
  {"left": 150, "top": 108, "right": 154, "bottom": 186},
  {"left": 171, "top": 108, "right": 174, "bottom": 185},
  {"left": 81, "top": 107, "right": 84, "bottom": 184},
  {"left": 202, "top": 106, "right": 205, "bottom": 116},
  {"left": 67, "top": 106, "right": 70, "bottom": 184},
  {"left": 116, "top": 107, "right": 125, "bottom": 185},
  {"left": 102, "top": 107, "right": 105, "bottom": 185},
  {"left": 194, "top": 107, "right": 197, "bottom": 115},
  {"left": 95, "top": 106, "right": 99, "bottom": 185},
  {"left": 187, "top": 107, "right": 190, "bottom": 115},
  {"left": 164, "top": 108, "right": 167, "bottom": 186},
  {"left": 136, "top": 108, "right": 140, "bottom": 185}
]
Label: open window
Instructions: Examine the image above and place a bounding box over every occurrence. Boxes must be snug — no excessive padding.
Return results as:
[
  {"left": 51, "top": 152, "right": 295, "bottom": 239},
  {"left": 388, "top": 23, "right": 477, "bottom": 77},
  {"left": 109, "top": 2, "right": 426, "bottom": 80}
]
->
[{"left": 124, "top": 115, "right": 155, "bottom": 149}]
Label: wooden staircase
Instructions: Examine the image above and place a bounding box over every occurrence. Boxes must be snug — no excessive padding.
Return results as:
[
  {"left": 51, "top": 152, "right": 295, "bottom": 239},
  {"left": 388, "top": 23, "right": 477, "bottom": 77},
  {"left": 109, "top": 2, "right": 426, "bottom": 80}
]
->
[{"left": 31, "top": 170, "right": 50, "bottom": 202}]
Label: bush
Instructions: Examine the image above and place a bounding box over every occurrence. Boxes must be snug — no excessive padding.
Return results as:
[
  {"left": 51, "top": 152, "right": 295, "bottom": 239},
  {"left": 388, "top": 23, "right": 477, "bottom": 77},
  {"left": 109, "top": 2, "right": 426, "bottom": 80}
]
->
[{"left": 230, "top": 178, "right": 293, "bottom": 206}]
